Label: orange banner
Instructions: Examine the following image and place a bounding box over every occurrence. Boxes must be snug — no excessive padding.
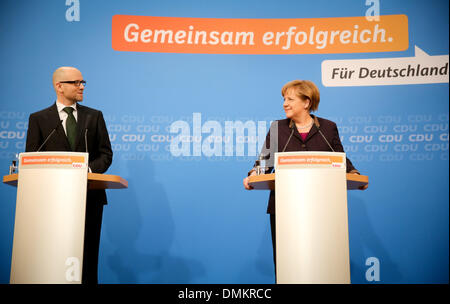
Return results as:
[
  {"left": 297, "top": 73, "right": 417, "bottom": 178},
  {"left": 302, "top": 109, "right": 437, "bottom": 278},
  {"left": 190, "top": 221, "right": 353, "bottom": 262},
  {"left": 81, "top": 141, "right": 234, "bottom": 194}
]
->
[
  {"left": 21, "top": 155, "right": 86, "bottom": 166},
  {"left": 112, "top": 14, "right": 408, "bottom": 54},
  {"left": 278, "top": 155, "right": 344, "bottom": 166}
]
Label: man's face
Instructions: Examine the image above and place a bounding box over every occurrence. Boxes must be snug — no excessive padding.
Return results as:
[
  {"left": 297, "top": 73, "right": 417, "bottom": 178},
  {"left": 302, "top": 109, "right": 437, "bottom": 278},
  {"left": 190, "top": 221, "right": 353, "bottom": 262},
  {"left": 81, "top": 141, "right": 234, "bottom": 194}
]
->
[{"left": 57, "top": 69, "right": 85, "bottom": 103}]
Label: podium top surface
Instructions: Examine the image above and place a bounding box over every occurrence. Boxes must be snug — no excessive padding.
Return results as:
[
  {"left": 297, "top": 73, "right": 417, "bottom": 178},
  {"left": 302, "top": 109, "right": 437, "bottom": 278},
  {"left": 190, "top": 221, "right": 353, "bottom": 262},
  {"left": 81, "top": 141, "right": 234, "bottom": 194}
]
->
[
  {"left": 3, "top": 173, "right": 128, "bottom": 190},
  {"left": 248, "top": 173, "right": 368, "bottom": 190}
]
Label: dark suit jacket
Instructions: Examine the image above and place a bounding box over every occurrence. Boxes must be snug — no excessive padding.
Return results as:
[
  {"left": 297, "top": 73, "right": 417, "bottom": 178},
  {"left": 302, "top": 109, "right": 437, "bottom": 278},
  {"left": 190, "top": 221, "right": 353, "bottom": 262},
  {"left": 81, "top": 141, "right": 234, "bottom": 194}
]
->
[
  {"left": 252, "top": 115, "right": 358, "bottom": 214},
  {"left": 25, "top": 103, "right": 113, "bottom": 203}
]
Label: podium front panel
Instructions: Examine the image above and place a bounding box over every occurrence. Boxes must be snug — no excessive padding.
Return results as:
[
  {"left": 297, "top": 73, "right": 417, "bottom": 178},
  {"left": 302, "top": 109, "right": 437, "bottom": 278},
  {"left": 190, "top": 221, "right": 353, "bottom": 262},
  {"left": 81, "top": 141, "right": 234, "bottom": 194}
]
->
[
  {"left": 275, "top": 152, "right": 350, "bottom": 284},
  {"left": 10, "top": 152, "right": 88, "bottom": 284}
]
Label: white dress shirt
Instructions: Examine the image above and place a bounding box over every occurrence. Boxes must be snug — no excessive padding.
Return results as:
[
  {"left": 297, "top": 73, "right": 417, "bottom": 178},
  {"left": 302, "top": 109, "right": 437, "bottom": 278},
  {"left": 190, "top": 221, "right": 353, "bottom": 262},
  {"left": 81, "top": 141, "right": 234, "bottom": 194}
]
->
[
  {"left": 55, "top": 101, "right": 91, "bottom": 172},
  {"left": 56, "top": 100, "right": 77, "bottom": 136}
]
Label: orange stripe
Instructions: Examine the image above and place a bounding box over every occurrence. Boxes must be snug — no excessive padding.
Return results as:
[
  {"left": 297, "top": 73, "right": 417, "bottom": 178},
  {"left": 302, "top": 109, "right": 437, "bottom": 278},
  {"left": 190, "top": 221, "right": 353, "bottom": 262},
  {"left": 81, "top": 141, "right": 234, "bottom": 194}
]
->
[
  {"left": 21, "top": 155, "right": 86, "bottom": 166},
  {"left": 112, "top": 14, "right": 408, "bottom": 54},
  {"left": 278, "top": 155, "right": 344, "bottom": 166}
]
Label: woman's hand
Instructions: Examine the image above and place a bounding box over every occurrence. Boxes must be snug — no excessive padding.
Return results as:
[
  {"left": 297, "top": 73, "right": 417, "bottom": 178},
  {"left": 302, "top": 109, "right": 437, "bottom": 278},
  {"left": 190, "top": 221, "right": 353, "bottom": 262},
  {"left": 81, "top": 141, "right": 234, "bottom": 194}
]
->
[
  {"left": 243, "top": 171, "right": 257, "bottom": 190},
  {"left": 359, "top": 183, "right": 369, "bottom": 190},
  {"left": 350, "top": 171, "right": 368, "bottom": 190}
]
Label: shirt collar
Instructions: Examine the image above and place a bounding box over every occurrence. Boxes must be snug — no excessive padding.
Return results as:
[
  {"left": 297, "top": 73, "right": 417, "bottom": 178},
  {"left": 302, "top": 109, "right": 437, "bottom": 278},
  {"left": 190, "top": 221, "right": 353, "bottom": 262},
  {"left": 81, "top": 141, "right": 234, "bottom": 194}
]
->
[{"left": 56, "top": 100, "right": 77, "bottom": 113}]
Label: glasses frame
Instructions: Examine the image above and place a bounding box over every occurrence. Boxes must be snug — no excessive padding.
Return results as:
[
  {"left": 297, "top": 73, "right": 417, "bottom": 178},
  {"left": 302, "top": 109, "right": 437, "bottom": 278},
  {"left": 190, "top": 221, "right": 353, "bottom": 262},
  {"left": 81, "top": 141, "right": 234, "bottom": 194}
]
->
[{"left": 59, "top": 80, "right": 87, "bottom": 87}]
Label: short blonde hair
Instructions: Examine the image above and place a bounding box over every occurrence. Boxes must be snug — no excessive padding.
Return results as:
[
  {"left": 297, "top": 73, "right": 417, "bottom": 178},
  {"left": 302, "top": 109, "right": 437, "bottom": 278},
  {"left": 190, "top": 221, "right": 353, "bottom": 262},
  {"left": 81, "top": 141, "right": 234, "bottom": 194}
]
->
[{"left": 281, "top": 80, "right": 320, "bottom": 112}]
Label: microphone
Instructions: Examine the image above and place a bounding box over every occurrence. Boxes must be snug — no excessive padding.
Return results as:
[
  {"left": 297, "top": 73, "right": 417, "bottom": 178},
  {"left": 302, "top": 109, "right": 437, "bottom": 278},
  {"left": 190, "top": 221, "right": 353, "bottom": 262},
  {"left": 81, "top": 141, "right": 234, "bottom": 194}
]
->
[
  {"left": 84, "top": 129, "right": 88, "bottom": 153},
  {"left": 314, "top": 120, "right": 335, "bottom": 152},
  {"left": 37, "top": 120, "right": 62, "bottom": 152},
  {"left": 281, "top": 120, "right": 295, "bottom": 152},
  {"left": 254, "top": 153, "right": 270, "bottom": 175}
]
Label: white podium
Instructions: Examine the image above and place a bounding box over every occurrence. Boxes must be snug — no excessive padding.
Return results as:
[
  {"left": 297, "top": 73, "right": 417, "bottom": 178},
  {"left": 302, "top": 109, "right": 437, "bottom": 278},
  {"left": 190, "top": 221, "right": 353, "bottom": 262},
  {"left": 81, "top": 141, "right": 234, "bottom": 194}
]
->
[
  {"left": 275, "top": 151, "right": 350, "bottom": 284},
  {"left": 10, "top": 152, "right": 89, "bottom": 284},
  {"left": 3, "top": 152, "right": 128, "bottom": 284},
  {"left": 248, "top": 153, "right": 368, "bottom": 283}
]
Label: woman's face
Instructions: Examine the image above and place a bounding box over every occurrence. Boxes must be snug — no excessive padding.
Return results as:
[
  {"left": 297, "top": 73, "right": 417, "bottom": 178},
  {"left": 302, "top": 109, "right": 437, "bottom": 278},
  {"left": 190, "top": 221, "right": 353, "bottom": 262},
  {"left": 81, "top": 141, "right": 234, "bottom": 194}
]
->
[{"left": 283, "top": 88, "right": 310, "bottom": 120}]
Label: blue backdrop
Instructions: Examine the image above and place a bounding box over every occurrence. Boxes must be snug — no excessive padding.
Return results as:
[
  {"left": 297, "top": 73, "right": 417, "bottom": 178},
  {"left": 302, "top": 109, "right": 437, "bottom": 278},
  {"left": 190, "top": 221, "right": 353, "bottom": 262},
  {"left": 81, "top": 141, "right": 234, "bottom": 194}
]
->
[{"left": 0, "top": 0, "right": 448, "bottom": 284}]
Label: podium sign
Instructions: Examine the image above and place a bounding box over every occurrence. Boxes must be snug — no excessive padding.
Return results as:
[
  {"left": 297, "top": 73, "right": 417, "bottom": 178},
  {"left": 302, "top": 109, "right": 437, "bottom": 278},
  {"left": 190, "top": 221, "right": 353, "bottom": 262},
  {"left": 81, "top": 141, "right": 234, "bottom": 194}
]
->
[
  {"left": 275, "top": 152, "right": 350, "bottom": 284},
  {"left": 10, "top": 152, "right": 89, "bottom": 284}
]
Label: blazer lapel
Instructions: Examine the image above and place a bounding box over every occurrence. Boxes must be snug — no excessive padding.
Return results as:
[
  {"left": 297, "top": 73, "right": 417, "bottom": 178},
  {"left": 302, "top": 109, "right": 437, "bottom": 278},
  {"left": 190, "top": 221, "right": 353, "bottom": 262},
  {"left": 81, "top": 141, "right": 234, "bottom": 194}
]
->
[
  {"left": 49, "top": 103, "right": 72, "bottom": 151},
  {"left": 292, "top": 126, "right": 303, "bottom": 142},
  {"left": 304, "top": 114, "right": 320, "bottom": 142}
]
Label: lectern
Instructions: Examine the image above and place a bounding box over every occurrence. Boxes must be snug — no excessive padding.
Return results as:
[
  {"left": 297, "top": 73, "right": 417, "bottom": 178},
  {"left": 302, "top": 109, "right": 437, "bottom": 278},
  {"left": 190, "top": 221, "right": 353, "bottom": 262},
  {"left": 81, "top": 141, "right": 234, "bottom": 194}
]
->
[
  {"left": 2, "top": 152, "right": 128, "bottom": 284},
  {"left": 248, "top": 151, "right": 368, "bottom": 284}
]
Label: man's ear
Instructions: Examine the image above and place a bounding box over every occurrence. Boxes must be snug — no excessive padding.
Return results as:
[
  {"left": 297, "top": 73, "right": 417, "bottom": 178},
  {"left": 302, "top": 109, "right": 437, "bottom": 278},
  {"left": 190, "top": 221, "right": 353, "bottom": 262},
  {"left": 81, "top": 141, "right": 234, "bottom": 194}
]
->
[{"left": 55, "top": 82, "right": 63, "bottom": 93}]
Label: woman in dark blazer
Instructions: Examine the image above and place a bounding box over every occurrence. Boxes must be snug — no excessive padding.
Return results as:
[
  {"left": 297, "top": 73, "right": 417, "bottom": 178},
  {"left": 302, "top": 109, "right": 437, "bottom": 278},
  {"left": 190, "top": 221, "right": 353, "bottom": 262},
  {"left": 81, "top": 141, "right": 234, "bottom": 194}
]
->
[{"left": 243, "top": 80, "right": 367, "bottom": 273}]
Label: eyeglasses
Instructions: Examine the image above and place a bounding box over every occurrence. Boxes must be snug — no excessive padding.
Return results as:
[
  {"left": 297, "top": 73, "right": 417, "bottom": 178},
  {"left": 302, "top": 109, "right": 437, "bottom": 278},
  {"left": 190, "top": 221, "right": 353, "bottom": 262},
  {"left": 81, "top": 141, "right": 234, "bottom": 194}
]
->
[{"left": 59, "top": 80, "right": 87, "bottom": 87}]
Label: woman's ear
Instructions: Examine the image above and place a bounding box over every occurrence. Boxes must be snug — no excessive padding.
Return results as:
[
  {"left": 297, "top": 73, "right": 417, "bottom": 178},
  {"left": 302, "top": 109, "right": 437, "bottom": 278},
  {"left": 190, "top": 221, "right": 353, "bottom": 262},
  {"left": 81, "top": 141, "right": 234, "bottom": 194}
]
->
[{"left": 304, "top": 98, "right": 311, "bottom": 109}]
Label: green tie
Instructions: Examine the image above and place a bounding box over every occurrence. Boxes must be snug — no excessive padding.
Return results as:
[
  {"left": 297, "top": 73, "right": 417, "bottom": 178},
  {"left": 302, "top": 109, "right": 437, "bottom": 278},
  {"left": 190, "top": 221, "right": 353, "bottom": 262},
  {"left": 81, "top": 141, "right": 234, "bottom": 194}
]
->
[{"left": 63, "top": 107, "right": 77, "bottom": 151}]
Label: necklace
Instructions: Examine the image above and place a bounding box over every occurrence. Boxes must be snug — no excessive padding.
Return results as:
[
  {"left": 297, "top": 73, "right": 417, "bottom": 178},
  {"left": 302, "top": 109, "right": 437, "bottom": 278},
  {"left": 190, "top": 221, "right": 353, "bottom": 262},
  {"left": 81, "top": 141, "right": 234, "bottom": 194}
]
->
[{"left": 296, "top": 121, "right": 313, "bottom": 130}]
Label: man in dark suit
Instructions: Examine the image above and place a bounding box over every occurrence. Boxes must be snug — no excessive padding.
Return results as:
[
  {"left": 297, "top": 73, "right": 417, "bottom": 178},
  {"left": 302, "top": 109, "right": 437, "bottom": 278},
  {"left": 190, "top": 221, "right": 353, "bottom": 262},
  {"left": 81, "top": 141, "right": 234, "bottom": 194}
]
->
[{"left": 25, "top": 66, "right": 113, "bottom": 284}]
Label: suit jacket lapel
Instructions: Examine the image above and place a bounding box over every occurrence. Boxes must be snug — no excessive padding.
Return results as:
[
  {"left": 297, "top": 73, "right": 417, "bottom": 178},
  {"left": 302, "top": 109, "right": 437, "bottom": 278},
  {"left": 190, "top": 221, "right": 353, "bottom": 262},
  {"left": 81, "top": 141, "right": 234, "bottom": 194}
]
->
[
  {"left": 74, "top": 104, "right": 87, "bottom": 151},
  {"left": 49, "top": 103, "right": 72, "bottom": 151}
]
